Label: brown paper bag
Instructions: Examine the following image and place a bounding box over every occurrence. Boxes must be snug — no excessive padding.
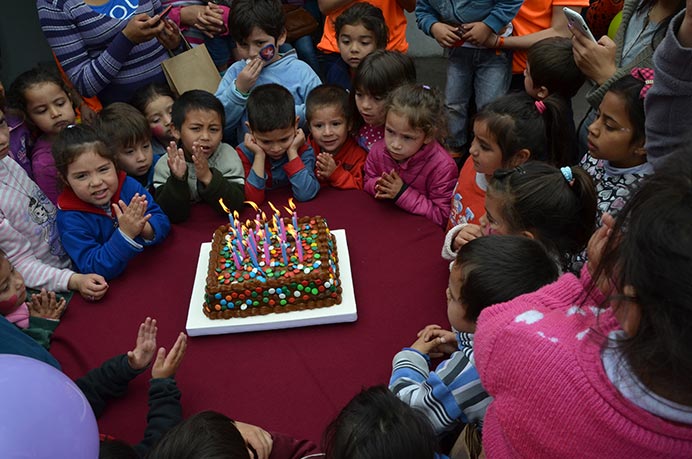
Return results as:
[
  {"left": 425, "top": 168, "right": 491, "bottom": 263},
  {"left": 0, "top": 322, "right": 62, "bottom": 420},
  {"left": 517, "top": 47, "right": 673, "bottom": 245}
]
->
[{"left": 161, "top": 42, "right": 221, "bottom": 96}]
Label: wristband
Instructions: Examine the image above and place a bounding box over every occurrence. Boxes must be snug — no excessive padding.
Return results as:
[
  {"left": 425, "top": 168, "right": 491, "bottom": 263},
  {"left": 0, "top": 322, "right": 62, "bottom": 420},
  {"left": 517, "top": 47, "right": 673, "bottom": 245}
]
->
[{"left": 498, "top": 36, "right": 505, "bottom": 48}]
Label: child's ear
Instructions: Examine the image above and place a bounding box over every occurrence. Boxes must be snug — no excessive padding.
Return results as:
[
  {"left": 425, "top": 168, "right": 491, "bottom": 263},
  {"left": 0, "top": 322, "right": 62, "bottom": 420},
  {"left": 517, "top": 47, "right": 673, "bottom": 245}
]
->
[
  {"left": 520, "top": 230, "right": 535, "bottom": 240},
  {"left": 508, "top": 148, "right": 531, "bottom": 167},
  {"left": 277, "top": 29, "right": 287, "bottom": 47},
  {"left": 618, "top": 285, "right": 642, "bottom": 336},
  {"left": 294, "top": 116, "right": 300, "bottom": 129},
  {"left": 536, "top": 86, "right": 550, "bottom": 100},
  {"left": 170, "top": 124, "right": 181, "bottom": 141}
]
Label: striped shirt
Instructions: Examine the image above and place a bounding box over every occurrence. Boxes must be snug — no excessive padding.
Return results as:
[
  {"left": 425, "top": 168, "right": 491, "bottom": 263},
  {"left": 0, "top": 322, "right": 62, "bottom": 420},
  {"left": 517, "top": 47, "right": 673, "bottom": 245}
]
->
[{"left": 390, "top": 332, "right": 492, "bottom": 434}]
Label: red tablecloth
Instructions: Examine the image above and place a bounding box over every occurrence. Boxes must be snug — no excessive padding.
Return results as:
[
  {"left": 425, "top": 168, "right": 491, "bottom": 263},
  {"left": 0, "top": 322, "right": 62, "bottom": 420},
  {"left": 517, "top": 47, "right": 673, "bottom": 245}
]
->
[{"left": 50, "top": 187, "right": 450, "bottom": 446}]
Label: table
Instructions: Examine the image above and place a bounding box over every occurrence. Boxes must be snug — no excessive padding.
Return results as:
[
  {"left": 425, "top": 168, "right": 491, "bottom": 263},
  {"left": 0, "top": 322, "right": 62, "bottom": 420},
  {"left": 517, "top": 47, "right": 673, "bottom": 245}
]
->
[{"left": 50, "top": 187, "right": 450, "bottom": 447}]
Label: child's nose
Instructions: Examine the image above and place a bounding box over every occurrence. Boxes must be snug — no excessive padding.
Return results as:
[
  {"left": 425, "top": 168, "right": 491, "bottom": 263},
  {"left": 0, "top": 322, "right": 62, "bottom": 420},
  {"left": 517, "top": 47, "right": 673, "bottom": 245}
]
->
[{"left": 50, "top": 105, "right": 61, "bottom": 118}]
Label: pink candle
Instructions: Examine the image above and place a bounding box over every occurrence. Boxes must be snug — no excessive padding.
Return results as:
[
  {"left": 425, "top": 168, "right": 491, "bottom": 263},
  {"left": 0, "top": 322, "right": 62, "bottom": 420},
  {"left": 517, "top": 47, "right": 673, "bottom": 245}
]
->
[
  {"left": 278, "top": 217, "right": 286, "bottom": 242},
  {"left": 295, "top": 232, "right": 304, "bottom": 262},
  {"left": 231, "top": 245, "right": 242, "bottom": 269}
]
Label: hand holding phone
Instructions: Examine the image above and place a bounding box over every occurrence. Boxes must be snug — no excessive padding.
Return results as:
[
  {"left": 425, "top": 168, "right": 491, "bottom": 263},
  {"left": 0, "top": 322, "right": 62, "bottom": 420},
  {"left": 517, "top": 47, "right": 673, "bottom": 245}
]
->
[
  {"left": 563, "top": 8, "right": 597, "bottom": 42},
  {"left": 158, "top": 5, "right": 173, "bottom": 21}
]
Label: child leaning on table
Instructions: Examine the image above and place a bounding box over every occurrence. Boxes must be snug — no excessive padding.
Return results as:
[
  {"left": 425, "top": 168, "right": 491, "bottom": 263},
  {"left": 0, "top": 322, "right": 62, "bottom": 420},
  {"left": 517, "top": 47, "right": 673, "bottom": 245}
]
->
[
  {"left": 54, "top": 124, "right": 170, "bottom": 281},
  {"left": 153, "top": 90, "right": 245, "bottom": 223},
  {"left": 390, "top": 236, "right": 559, "bottom": 447},
  {"left": 0, "top": 248, "right": 66, "bottom": 350},
  {"left": 306, "top": 85, "right": 367, "bottom": 190},
  {"left": 236, "top": 83, "right": 320, "bottom": 205},
  {"left": 364, "top": 84, "right": 458, "bottom": 227}
]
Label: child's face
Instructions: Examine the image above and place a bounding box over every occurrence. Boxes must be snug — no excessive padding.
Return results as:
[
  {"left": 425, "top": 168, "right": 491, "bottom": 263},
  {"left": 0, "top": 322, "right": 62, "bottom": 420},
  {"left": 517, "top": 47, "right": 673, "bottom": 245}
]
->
[
  {"left": 446, "top": 262, "right": 475, "bottom": 333},
  {"left": 479, "top": 191, "right": 511, "bottom": 237},
  {"left": 384, "top": 110, "right": 430, "bottom": 163},
  {"left": 0, "top": 257, "right": 27, "bottom": 316},
  {"left": 144, "top": 95, "right": 175, "bottom": 144},
  {"left": 117, "top": 140, "right": 154, "bottom": 177},
  {"left": 65, "top": 150, "right": 119, "bottom": 207},
  {"left": 354, "top": 90, "right": 386, "bottom": 126},
  {"left": 236, "top": 26, "right": 284, "bottom": 65},
  {"left": 469, "top": 119, "right": 503, "bottom": 177},
  {"left": 0, "top": 110, "right": 9, "bottom": 160},
  {"left": 587, "top": 91, "right": 645, "bottom": 169},
  {"left": 523, "top": 63, "right": 544, "bottom": 100},
  {"left": 338, "top": 23, "right": 378, "bottom": 69},
  {"left": 174, "top": 109, "right": 223, "bottom": 160},
  {"left": 308, "top": 105, "right": 349, "bottom": 155},
  {"left": 250, "top": 124, "right": 298, "bottom": 160},
  {"left": 25, "top": 82, "right": 76, "bottom": 137}
]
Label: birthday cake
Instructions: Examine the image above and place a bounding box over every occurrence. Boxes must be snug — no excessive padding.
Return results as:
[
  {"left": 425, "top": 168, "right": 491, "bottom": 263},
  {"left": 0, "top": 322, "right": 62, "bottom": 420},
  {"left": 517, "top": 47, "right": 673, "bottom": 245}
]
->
[{"left": 203, "top": 215, "right": 343, "bottom": 319}]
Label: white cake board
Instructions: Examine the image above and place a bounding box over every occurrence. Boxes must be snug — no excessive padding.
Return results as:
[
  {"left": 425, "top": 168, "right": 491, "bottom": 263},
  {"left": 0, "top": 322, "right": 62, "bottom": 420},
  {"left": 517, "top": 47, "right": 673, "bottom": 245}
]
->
[{"left": 186, "top": 230, "right": 357, "bottom": 336}]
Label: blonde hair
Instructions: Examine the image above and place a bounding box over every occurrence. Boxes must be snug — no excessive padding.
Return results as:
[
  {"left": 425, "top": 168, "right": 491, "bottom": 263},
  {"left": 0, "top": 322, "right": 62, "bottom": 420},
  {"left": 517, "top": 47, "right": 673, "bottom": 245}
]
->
[{"left": 386, "top": 83, "right": 446, "bottom": 142}]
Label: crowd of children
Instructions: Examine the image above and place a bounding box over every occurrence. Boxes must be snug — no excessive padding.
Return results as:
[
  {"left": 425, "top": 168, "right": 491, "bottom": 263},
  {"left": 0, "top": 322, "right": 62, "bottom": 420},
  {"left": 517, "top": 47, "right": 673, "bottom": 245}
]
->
[{"left": 1, "top": 0, "right": 691, "bottom": 456}]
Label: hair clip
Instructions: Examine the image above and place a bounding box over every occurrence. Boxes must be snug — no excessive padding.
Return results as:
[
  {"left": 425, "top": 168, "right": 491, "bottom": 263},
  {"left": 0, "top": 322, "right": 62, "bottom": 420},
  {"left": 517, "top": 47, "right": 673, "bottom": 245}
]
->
[
  {"left": 66, "top": 124, "right": 78, "bottom": 129},
  {"left": 629, "top": 67, "right": 654, "bottom": 99},
  {"left": 534, "top": 100, "right": 546, "bottom": 114},
  {"left": 560, "top": 166, "right": 575, "bottom": 186},
  {"left": 421, "top": 85, "right": 431, "bottom": 90}
]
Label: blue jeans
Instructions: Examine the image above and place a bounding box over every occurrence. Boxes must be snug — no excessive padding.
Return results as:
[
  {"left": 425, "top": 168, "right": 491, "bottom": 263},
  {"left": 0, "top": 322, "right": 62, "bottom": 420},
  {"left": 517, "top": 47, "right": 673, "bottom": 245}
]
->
[{"left": 445, "top": 47, "right": 512, "bottom": 151}]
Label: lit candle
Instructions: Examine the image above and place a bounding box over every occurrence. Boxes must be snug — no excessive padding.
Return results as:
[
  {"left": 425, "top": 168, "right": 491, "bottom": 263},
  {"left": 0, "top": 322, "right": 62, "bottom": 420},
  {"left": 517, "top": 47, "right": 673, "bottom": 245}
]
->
[
  {"left": 248, "top": 228, "right": 258, "bottom": 254},
  {"left": 219, "top": 198, "right": 233, "bottom": 226},
  {"left": 292, "top": 212, "right": 298, "bottom": 233},
  {"left": 264, "top": 238, "right": 271, "bottom": 263},
  {"left": 248, "top": 244, "right": 260, "bottom": 269},
  {"left": 234, "top": 238, "right": 245, "bottom": 259},
  {"left": 278, "top": 216, "right": 286, "bottom": 242},
  {"left": 233, "top": 210, "right": 242, "bottom": 236},
  {"left": 281, "top": 241, "right": 288, "bottom": 265},
  {"left": 231, "top": 245, "right": 242, "bottom": 269},
  {"left": 294, "top": 231, "right": 304, "bottom": 262},
  {"left": 264, "top": 222, "right": 272, "bottom": 241}
]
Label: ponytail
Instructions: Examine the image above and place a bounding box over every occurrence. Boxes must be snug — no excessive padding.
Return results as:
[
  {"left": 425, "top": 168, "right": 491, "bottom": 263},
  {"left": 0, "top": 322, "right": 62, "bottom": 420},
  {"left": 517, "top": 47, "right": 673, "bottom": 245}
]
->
[
  {"left": 540, "top": 94, "right": 579, "bottom": 166},
  {"left": 488, "top": 161, "right": 597, "bottom": 270}
]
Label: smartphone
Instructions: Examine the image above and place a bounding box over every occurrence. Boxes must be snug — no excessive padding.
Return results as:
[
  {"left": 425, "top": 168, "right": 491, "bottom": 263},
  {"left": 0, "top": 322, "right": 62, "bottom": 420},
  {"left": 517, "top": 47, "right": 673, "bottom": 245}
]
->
[
  {"left": 159, "top": 5, "right": 173, "bottom": 20},
  {"left": 563, "top": 8, "right": 597, "bottom": 42}
]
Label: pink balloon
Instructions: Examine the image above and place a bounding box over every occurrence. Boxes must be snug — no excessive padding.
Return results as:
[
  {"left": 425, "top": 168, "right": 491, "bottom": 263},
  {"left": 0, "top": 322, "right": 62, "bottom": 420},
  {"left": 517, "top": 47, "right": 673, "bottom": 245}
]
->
[{"left": 0, "top": 354, "right": 99, "bottom": 458}]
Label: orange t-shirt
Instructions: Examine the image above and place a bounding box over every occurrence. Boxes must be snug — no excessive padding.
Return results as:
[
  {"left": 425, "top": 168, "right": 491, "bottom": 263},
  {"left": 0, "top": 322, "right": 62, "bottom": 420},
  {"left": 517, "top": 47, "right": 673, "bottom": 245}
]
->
[
  {"left": 317, "top": 0, "right": 408, "bottom": 54},
  {"left": 511, "top": 0, "right": 589, "bottom": 73},
  {"left": 447, "top": 157, "right": 487, "bottom": 229}
]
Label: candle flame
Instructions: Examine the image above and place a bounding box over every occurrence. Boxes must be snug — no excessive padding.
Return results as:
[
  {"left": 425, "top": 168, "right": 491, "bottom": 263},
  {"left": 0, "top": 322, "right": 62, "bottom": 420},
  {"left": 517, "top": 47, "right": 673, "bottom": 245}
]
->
[
  {"left": 268, "top": 201, "right": 281, "bottom": 216},
  {"left": 233, "top": 210, "right": 239, "bottom": 220},
  {"left": 288, "top": 198, "right": 296, "bottom": 210},
  {"left": 244, "top": 200, "right": 260, "bottom": 212},
  {"left": 245, "top": 219, "right": 252, "bottom": 228},
  {"left": 218, "top": 198, "right": 231, "bottom": 214},
  {"left": 261, "top": 211, "right": 267, "bottom": 221}
]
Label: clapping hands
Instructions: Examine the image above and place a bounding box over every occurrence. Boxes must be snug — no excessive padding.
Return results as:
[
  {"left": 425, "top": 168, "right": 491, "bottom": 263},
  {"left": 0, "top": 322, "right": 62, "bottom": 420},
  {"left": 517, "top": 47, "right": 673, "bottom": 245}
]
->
[{"left": 113, "top": 193, "right": 153, "bottom": 240}]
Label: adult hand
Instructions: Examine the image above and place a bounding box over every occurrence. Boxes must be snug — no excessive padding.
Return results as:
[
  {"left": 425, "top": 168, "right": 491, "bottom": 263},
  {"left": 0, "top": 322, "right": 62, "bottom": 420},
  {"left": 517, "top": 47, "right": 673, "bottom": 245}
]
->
[
  {"left": 571, "top": 28, "right": 617, "bottom": 85},
  {"left": 122, "top": 13, "right": 166, "bottom": 44},
  {"left": 29, "top": 289, "right": 66, "bottom": 320},
  {"left": 452, "top": 224, "right": 482, "bottom": 251},
  {"left": 316, "top": 152, "right": 337, "bottom": 179},
  {"left": 430, "top": 22, "right": 462, "bottom": 48},
  {"left": 461, "top": 22, "right": 493, "bottom": 47},
  {"left": 127, "top": 317, "right": 158, "bottom": 370},
  {"left": 234, "top": 421, "right": 273, "bottom": 459},
  {"left": 167, "top": 141, "right": 188, "bottom": 180},
  {"left": 236, "top": 58, "right": 263, "bottom": 95},
  {"left": 157, "top": 19, "right": 181, "bottom": 50},
  {"left": 113, "top": 193, "right": 152, "bottom": 239},
  {"left": 151, "top": 332, "right": 188, "bottom": 379},
  {"left": 195, "top": 3, "right": 225, "bottom": 37},
  {"left": 69, "top": 273, "right": 108, "bottom": 301}
]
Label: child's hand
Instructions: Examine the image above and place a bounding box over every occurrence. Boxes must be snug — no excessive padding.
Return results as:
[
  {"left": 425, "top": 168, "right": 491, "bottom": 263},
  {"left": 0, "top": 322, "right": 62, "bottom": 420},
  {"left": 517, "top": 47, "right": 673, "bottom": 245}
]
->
[
  {"left": 460, "top": 22, "right": 493, "bottom": 47},
  {"left": 316, "top": 152, "right": 337, "bottom": 179},
  {"left": 151, "top": 332, "right": 187, "bottom": 379},
  {"left": 374, "top": 170, "right": 404, "bottom": 199},
  {"left": 113, "top": 193, "right": 152, "bottom": 239},
  {"left": 430, "top": 22, "right": 462, "bottom": 48},
  {"left": 587, "top": 213, "right": 615, "bottom": 294},
  {"left": 191, "top": 141, "right": 213, "bottom": 185},
  {"left": 287, "top": 128, "right": 306, "bottom": 160},
  {"left": 127, "top": 317, "right": 158, "bottom": 371},
  {"left": 244, "top": 132, "right": 265, "bottom": 157},
  {"left": 167, "top": 141, "right": 188, "bottom": 180},
  {"left": 69, "top": 273, "right": 108, "bottom": 301},
  {"left": 452, "top": 224, "right": 483, "bottom": 251},
  {"left": 234, "top": 421, "right": 273, "bottom": 459},
  {"left": 412, "top": 324, "right": 457, "bottom": 357},
  {"left": 29, "top": 289, "right": 66, "bottom": 320},
  {"left": 236, "top": 58, "right": 263, "bottom": 94}
]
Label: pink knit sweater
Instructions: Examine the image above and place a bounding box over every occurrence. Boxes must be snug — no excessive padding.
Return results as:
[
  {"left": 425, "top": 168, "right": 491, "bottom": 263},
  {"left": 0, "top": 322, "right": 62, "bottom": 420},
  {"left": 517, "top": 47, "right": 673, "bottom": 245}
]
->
[{"left": 475, "top": 267, "right": 692, "bottom": 458}]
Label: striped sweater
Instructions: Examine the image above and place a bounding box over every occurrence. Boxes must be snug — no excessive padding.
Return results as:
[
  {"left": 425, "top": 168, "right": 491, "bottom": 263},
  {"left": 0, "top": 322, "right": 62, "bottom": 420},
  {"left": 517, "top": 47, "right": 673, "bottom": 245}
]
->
[
  {"left": 390, "top": 332, "right": 491, "bottom": 434},
  {"left": 0, "top": 156, "right": 74, "bottom": 292},
  {"left": 37, "top": 0, "right": 169, "bottom": 105}
]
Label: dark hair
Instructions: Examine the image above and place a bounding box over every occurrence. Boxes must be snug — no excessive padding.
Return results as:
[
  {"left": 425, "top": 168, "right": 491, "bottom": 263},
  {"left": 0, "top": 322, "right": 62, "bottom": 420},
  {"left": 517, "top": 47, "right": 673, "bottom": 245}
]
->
[
  {"left": 475, "top": 92, "right": 578, "bottom": 166},
  {"left": 352, "top": 50, "right": 416, "bottom": 99},
  {"left": 129, "top": 82, "right": 176, "bottom": 114},
  {"left": 246, "top": 83, "right": 295, "bottom": 132},
  {"left": 306, "top": 84, "right": 352, "bottom": 124},
  {"left": 456, "top": 235, "right": 559, "bottom": 322},
  {"left": 527, "top": 37, "right": 585, "bottom": 99},
  {"left": 6, "top": 66, "right": 74, "bottom": 125},
  {"left": 488, "top": 162, "right": 597, "bottom": 271},
  {"left": 96, "top": 102, "right": 151, "bottom": 152},
  {"left": 171, "top": 90, "right": 225, "bottom": 130},
  {"left": 99, "top": 438, "right": 138, "bottom": 459},
  {"left": 146, "top": 411, "right": 251, "bottom": 459},
  {"left": 606, "top": 75, "right": 646, "bottom": 145},
  {"left": 52, "top": 124, "right": 115, "bottom": 178},
  {"left": 323, "top": 386, "right": 437, "bottom": 459},
  {"left": 592, "top": 148, "right": 692, "bottom": 406},
  {"left": 229, "top": 0, "right": 285, "bottom": 43},
  {"left": 335, "top": 3, "right": 388, "bottom": 49},
  {"left": 387, "top": 84, "right": 446, "bottom": 142}
]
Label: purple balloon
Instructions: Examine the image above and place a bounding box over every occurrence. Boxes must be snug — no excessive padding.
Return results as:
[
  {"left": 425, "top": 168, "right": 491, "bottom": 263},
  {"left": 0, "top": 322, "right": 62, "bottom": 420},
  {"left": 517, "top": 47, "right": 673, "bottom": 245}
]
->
[{"left": 0, "top": 354, "right": 99, "bottom": 458}]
